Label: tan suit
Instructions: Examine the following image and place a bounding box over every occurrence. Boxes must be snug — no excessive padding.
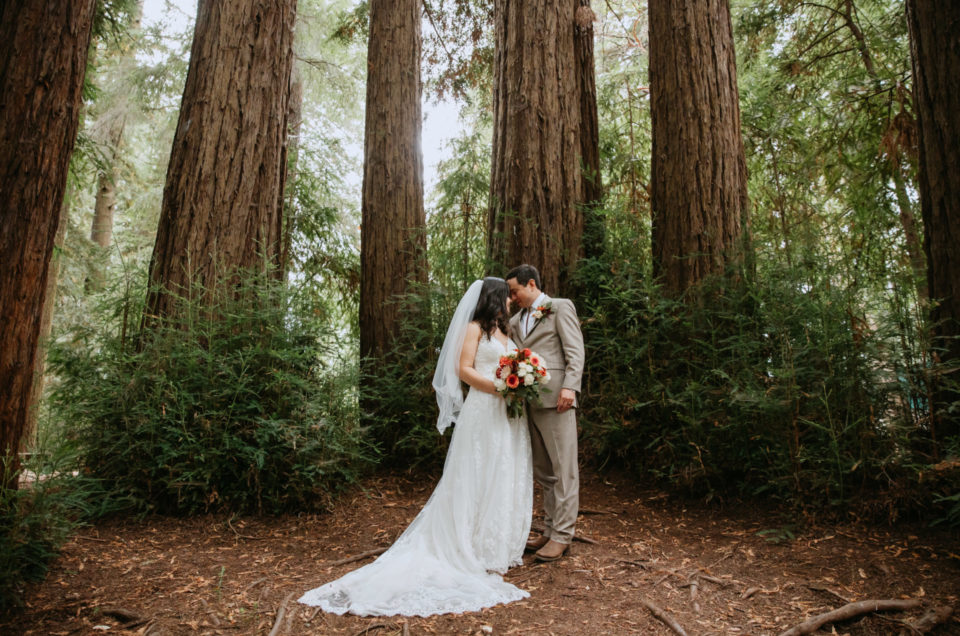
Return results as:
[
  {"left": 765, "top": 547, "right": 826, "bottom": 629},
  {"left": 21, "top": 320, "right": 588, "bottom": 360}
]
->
[{"left": 510, "top": 295, "right": 584, "bottom": 544}]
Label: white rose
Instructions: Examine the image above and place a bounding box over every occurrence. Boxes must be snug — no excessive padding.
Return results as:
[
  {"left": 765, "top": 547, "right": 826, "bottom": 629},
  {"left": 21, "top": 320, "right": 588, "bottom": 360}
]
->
[
  {"left": 532, "top": 310, "right": 543, "bottom": 320},
  {"left": 494, "top": 378, "right": 506, "bottom": 391},
  {"left": 543, "top": 372, "right": 551, "bottom": 383},
  {"left": 523, "top": 374, "right": 535, "bottom": 386}
]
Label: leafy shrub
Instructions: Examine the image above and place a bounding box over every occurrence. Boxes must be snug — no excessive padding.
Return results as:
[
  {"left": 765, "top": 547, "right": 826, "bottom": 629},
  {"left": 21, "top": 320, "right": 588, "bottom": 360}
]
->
[
  {"left": 47, "top": 275, "right": 373, "bottom": 515},
  {"left": 361, "top": 286, "right": 455, "bottom": 468},
  {"left": 575, "top": 253, "right": 958, "bottom": 521},
  {"left": 0, "top": 431, "right": 117, "bottom": 610}
]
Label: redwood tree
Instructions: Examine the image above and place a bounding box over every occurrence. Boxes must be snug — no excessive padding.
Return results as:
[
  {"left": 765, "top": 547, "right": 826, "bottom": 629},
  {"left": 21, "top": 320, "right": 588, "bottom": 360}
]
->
[
  {"left": 0, "top": 0, "right": 96, "bottom": 475},
  {"left": 906, "top": 0, "right": 960, "bottom": 436},
  {"left": 488, "top": 0, "right": 598, "bottom": 295},
  {"left": 649, "top": 0, "right": 749, "bottom": 296},
  {"left": 145, "top": 0, "right": 298, "bottom": 322},
  {"left": 359, "top": 0, "right": 427, "bottom": 361}
]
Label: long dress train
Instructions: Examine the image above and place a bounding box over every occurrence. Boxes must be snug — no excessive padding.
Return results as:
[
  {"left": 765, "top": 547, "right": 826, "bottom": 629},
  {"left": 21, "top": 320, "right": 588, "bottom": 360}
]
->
[{"left": 299, "top": 335, "right": 533, "bottom": 616}]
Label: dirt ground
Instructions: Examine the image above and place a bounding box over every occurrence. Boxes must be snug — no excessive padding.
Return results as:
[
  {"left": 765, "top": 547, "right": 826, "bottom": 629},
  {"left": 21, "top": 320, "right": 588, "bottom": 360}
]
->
[{"left": 5, "top": 468, "right": 960, "bottom": 635}]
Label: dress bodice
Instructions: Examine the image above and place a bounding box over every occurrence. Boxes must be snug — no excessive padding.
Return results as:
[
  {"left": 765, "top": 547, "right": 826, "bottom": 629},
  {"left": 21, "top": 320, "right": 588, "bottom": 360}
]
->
[{"left": 474, "top": 335, "right": 515, "bottom": 379}]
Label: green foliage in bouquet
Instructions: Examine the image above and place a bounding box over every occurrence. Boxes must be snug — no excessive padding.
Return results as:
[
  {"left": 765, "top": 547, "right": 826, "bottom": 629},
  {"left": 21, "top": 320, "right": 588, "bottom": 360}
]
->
[{"left": 47, "top": 273, "right": 374, "bottom": 515}]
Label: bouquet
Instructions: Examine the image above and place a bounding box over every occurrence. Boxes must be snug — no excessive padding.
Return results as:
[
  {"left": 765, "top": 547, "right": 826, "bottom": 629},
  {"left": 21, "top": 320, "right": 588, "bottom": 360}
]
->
[{"left": 493, "top": 348, "right": 551, "bottom": 419}]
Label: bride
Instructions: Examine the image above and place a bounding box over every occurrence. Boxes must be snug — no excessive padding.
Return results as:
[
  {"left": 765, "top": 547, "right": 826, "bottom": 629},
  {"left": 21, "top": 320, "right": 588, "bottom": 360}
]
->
[{"left": 299, "top": 277, "right": 533, "bottom": 616}]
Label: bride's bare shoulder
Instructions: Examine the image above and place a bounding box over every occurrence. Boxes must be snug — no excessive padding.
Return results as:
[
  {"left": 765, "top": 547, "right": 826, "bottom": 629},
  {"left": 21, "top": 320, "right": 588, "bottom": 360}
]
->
[{"left": 464, "top": 321, "right": 483, "bottom": 339}]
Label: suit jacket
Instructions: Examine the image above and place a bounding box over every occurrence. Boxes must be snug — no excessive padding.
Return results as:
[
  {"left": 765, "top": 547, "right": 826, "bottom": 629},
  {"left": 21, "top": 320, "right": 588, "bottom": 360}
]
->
[{"left": 510, "top": 295, "right": 585, "bottom": 409}]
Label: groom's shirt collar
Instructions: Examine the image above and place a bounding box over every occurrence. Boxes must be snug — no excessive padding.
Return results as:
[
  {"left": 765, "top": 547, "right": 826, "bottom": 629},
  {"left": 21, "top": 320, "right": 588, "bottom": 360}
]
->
[{"left": 522, "top": 292, "right": 549, "bottom": 337}]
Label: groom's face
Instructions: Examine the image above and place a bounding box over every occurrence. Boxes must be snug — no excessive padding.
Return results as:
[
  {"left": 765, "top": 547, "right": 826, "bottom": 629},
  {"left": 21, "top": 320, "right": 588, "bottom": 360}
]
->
[{"left": 507, "top": 277, "right": 540, "bottom": 309}]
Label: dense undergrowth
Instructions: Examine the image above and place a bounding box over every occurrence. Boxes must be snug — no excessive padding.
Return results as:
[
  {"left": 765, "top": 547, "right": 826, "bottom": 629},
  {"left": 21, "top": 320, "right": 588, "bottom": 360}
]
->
[
  {"left": 367, "top": 255, "right": 960, "bottom": 528},
  {"left": 46, "top": 277, "right": 373, "bottom": 517}
]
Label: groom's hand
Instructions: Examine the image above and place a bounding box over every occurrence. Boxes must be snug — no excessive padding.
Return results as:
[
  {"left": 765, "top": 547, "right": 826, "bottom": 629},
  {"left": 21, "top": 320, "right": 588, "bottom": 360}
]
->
[{"left": 556, "top": 388, "right": 576, "bottom": 413}]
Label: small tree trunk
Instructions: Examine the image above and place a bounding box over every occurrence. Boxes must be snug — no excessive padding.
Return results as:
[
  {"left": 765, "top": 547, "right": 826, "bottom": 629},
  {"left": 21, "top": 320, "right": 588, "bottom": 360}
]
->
[
  {"left": 280, "top": 63, "right": 304, "bottom": 278},
  {"left": 649, "top": 0, "right": 749, "bottom": 296},
  {"left": 359, "top": 0, "right": 427, "bottom": 361},
  {"left": 144, "top": 0, "right": 298, "bottom": 325},
  {"left": 488, "top": 0, "right": 586, "bottom": 295},
  {"left": 24, "top": 186, "right": 73, "bottom": 451},
  {"left": 0, "top": 0, "right": 96, "bottom": 480},
  {"left": 87, "top": 118, "right": 125, "bottom": 293},
  {"left": 892, "top": 170, "right": 927, "bottom": 300},
  {"left": 906, "top": 0, "right": 960, "bottom": 438}
]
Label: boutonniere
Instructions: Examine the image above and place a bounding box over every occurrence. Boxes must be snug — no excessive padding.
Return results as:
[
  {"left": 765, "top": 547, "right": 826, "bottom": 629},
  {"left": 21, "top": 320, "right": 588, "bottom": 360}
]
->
[{"left": 531, "top": 302, "right": 553, "bottom": 325}]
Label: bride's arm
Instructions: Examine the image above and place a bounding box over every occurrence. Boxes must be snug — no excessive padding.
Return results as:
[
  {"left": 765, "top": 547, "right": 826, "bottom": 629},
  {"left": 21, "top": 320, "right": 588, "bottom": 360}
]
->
[{"left": 459, "top": 322, "right": 498, "bottom": 395}]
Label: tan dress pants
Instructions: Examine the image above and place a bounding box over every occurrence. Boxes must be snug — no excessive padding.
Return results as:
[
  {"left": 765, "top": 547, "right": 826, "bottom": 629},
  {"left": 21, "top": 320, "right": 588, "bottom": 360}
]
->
[{"left": 527, "top": 405, "right": 579, "bottom": 544}]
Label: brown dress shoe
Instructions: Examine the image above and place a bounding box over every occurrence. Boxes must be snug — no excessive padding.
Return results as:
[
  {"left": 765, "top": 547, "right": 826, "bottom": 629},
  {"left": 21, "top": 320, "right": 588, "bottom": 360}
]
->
[
  {"left": 525, "top": 535, "right": 550, "bottom": 552},
  {"left": 534, "top": 540, "right": 570, "bottom": 563}
]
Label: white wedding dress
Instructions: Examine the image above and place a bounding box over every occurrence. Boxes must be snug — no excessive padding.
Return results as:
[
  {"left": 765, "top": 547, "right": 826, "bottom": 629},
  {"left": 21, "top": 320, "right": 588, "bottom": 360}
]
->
[{"left": 299, "top": 334, "right": 533, "bottom": 616}]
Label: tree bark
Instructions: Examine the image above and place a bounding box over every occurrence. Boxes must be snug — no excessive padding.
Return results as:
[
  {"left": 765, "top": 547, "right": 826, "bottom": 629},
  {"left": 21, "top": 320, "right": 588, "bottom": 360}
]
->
[
  {"left": 0, "top": 0, "right": 96, "bottom": 478},
  {"left": 576, "top": 2, "right": 604, "bottom": 263},
  {"left": 906, "top": 0, "right": 960, "bottom": 437},
  {"left": 359, "top": 0, "right": 427, "bottom": 360},
  {"left": 488, "top": 0, "right": 590, "bottom": 295},
  {"left": 144, "top": 0, "right": 297, "bottom": 324},
  {"left": 649, "top": 0, "right": 749, "bottom": 296}
]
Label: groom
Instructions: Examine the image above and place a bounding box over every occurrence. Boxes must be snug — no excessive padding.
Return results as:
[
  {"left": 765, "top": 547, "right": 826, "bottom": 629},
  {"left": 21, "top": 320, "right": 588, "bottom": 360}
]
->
[{"left": 506, "top": 264, "right": 585, "bottom": 563}]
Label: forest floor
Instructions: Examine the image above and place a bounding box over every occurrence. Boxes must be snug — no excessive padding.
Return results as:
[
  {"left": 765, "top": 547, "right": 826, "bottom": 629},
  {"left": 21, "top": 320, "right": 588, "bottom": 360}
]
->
[{"left": 5, "top": 468, "right": 960, "bottom": 636}]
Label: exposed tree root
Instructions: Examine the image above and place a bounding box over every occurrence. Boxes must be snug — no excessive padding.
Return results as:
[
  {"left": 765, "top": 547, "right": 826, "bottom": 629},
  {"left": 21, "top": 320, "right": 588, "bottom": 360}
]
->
[
  {"left": 778, "top": 598, "right": 922, "bottom": 636},
  {"left": 326, "top": 547, "right": 388, "bottom": 568},
  {"left": 641, "top": 598, "right": 688, "bottom": 636}
]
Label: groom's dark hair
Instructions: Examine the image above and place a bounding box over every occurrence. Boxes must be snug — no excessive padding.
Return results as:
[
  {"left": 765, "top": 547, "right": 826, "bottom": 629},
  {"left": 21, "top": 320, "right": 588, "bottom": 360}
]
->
[{"left": 505, "top": 264, "right": 542, "bottom": 291}]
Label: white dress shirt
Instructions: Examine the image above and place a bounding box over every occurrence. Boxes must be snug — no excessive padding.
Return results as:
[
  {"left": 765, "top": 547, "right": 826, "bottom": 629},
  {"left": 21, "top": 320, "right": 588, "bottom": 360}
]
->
[{"left": 522, "top": 292, "right": 548, "bottom": 338}]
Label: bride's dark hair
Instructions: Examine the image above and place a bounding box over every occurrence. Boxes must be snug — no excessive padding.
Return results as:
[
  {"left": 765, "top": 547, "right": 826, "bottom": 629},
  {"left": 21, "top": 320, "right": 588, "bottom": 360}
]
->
[{"left": 473, "top": 277, "right": 510, "bottom": 337}]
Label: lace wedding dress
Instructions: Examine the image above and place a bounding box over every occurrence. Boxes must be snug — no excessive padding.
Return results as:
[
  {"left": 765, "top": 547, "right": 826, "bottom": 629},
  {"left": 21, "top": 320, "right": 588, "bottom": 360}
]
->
[{"left": 299, "top": 334, "right": 533, "bottom": 616}]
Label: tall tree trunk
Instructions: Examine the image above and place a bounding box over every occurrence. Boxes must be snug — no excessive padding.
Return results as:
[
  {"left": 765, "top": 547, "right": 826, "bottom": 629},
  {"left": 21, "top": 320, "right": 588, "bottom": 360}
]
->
[
  {"left": 145, "top": 0, "right": 297, "bottom": 324},
  {"left": 649, "top": 0, "right": 749, "bottom": 296},
  {"left": 359, "top": 0, "right": 426, "bottom": 361},
  {"left": 488, "top": 0, "right": 587, "bottom": 295},
  {"left": 576, "top": 2, "right": 604, "bottom": 263},
  {"left": 906, "top": 0, "right": 960, "bottom": 438},
  {"left": 0, "top": 0, "right": 96, "bottom": 480}
]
